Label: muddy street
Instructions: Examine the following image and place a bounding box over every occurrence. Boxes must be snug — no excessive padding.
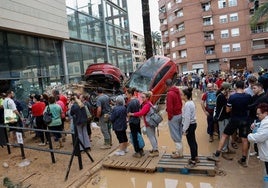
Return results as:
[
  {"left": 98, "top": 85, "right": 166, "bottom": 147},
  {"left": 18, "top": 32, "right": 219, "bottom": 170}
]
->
[{"left": 0, "top": 88, "right": 263, "bottom": 188}]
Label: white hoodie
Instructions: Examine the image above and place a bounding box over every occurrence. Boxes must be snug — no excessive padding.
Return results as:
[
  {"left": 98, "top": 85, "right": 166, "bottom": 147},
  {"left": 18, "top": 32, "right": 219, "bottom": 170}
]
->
[{"left": 248, "top": 116, "right": 268, "bottom": 162}]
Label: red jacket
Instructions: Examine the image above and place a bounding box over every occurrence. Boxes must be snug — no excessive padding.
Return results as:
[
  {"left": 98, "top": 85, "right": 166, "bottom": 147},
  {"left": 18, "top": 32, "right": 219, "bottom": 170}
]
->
[
  {"left": 133, "top": 101, "right": 151, "bottom": 127},
  {"left": 32, "top": 102, "right": 46, "bottom": 116},
  {"left": 166, "top": 86, "right": 182, "bottom": 120}
]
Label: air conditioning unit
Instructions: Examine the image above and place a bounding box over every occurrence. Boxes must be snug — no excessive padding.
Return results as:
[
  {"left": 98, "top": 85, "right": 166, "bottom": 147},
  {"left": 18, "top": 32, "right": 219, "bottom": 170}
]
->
[{"left": 223, "top": 58, "right": 228, "bottom": 62}]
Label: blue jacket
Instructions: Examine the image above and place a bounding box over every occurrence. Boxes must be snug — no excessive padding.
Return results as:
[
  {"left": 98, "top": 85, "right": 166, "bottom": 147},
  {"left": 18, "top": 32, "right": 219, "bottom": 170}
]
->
[{"left": 110, "top": 105, "right": 127, "bottom": 131}]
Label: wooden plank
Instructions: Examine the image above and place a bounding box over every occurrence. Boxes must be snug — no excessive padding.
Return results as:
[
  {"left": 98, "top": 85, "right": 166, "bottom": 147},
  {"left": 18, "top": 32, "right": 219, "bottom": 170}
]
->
[
  {"left": 156, "top": 154, "right": 216, "bottom": 176},
  {"left": 102, "top": 150, "right": 161, "bottom": 172}
]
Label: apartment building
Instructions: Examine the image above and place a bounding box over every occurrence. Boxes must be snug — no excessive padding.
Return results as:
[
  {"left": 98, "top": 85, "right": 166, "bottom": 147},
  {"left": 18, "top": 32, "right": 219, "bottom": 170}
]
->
[
  {"left": 0, "top": 0, "right": 131, "bottom": 96},
  {"left": 130, "top": 31, "right": 146, "bottom": 72},
  {"left": 159, "top": 0, "right": 268, "bottom": 74}
]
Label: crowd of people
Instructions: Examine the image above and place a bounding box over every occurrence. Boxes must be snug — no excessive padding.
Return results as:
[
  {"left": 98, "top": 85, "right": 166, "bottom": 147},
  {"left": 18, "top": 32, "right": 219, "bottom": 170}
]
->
[{"left": 0, "top": 68, "right": 268, "bottom": 174}]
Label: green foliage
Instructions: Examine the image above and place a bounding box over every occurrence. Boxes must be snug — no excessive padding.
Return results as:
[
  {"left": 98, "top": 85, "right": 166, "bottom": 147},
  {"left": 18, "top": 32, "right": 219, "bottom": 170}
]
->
[{"left": 250, "top": 2, "right": 268, "bottom": 28}]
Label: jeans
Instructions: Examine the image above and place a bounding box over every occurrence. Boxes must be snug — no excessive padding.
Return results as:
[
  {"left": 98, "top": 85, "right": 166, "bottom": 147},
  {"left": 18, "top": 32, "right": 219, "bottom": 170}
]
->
[
  {"left": 206, "top": 112, "right": 214, "bottom": 136},
  {"left": 129, "top": 122, "right": 142, "bottom": 153},
  {"left": 99, "top": 115, "right": 111, "bottom": 142},
  {"left": 218, "top": 119, "right": 230, "bottom": 151},
  {"left": 186, "top": 123, "right": 198, "bottom": 161},
  {"left": 168, "top": 114, "right": 182, "bottom": 143},
  {"left": 146, "top": 126, "right": 158, "bottom": 151}
]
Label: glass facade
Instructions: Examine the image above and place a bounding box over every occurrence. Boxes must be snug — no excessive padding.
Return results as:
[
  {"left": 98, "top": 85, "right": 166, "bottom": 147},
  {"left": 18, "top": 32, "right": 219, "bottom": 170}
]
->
[
  {"left": 0, "top": 31, "right": 63, "bottom": 96},
  {"left": 0, "top": 0, "right": 132, "bottom": 110},
  {"left": 66, "top": 0, "right": 132, "bottom": 81}
]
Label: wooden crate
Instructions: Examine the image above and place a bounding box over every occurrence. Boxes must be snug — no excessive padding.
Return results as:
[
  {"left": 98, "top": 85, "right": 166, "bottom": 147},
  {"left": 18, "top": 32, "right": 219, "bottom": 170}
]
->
[
  {"left": 102, "top": 150, "right": 162, "bottom": 172},
  {"left": 157, "top": 154, "right": 216, "bottom": 176}
]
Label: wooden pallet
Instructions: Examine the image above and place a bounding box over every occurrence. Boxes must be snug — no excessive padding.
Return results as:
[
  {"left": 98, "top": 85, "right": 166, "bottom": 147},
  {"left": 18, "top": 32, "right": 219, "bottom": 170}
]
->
[
  {"left": 102, "top": 150, "right": 162, "bottom": 172},
  {"left": 157, "top": 154, "right": 216, "bottom": 176}
]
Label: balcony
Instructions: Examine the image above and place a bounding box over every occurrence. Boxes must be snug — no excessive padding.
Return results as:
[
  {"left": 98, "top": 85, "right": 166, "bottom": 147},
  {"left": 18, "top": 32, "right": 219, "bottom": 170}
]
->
[
  {"left": 164, "top": 48, "right": 170, "bottom": 55},
  {"left": 159, "top": 12, "right": 167, "bottom": 20},
  {"left": 162, "top": 35, "right": 169, "bottom": 42},
  {"left": 204, "top": 37, "right": 215, "bottom": 45},
  {"left": 205, "top": 50, "right": 216, "bottom": 59},
  {"left": 160, "top": 24, "right": 168, "bottom": 31},
  {"left": 251, "top": 28, "right": 268, "bottom": 39}
]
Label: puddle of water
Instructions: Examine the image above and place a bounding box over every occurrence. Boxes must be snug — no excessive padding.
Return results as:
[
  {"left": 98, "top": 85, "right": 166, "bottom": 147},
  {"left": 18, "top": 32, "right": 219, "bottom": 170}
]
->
[{"left": 86, "top": 170, "right": 215, "bottom": 188}]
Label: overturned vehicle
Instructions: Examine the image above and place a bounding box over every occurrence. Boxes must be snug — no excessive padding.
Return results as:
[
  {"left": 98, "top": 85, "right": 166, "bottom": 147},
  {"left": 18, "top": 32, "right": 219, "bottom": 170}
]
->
[{"left": 125, "top": 56, "right": 178, "bottom": 104}]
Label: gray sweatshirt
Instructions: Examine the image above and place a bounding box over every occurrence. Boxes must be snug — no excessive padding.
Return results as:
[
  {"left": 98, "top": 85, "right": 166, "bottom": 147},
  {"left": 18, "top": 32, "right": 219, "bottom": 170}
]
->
[{"left": 182, "top": 100, "right": 196, "bottom": 133}]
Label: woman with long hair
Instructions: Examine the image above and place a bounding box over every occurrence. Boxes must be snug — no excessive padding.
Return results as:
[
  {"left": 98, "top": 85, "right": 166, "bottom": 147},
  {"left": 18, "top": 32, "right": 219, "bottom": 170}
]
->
[
  {"left": 181, "top": 87, "right": 199, "bottom": 168},
  {"left": 128, "top": 91, "right": 159, "bottom": 157}
]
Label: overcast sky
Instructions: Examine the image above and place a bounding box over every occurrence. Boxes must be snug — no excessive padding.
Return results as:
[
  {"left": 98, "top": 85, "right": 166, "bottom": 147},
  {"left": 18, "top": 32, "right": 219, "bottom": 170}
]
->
[{"left": 127, "top": 0, "right": 160, "bottom": 35}]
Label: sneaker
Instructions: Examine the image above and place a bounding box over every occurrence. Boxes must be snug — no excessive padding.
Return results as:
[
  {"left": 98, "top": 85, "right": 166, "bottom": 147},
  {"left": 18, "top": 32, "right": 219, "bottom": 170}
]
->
[
  {"left": 140, "top": 150, "right": 145, "bottom": 156},
  {"left": 209, "top": 136, "right": 214, "bottom": 142},
  {"left": 207, "top": 153, "right": 220, "bottom": 162},
  {"left": 132, "top": 152, "right": 142, "bottom": 158},
  {"left": 114, "top": 150, "right": 125, "bottom": 156},
  {"left": 38, "top": 142, "right": 46, "bottom": 146},
  {"left": 100, "top": 145, "right": 111, "bottom": 149},
  {"left": 189, "top": 158, "right": 200, "bottom": 163},
  {"left": 171, "top": 153, "right": 183, "bottom": 159},
  {"left": 237, "top": 159, "right": 247, "bottom": 167},
  {"left": 249, "top": 152, "right": 257, "bottom": 157},
  {"left": 149, "top": 150, "right": 159, "bottom": 157},
  {"left": 185, "top": 160, "right": 196, "bottom": 169}
]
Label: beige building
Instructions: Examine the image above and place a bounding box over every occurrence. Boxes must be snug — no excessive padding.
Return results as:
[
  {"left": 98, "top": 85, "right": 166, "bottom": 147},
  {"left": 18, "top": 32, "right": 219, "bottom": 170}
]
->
[
  {"left": 158, "top": 0, "right": 268, "bottom": 74},
  {"left": 131, "top": 31, "right": 146, "bottom": 71}
]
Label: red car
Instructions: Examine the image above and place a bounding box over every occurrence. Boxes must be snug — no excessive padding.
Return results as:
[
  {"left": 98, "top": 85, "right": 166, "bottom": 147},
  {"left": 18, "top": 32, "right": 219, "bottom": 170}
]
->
[
  {"left": 84, "top": 63, "right": 125, "bottom": 94},
  {"left": 125, "top": 56, "right": 178, "bottom": 104}
]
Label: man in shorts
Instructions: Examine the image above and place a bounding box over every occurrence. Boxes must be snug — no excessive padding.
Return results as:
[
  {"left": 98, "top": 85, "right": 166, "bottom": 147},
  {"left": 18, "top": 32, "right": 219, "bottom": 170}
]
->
[
  {"left": 207, "top": 81, "right": 252, "bottom": 167},
  {"left": 3, "top": 90, "right": 23, "bottom": 145}
]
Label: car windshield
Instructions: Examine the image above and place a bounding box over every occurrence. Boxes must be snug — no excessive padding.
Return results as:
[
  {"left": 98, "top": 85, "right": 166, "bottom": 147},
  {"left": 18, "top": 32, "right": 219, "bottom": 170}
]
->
[{"left": 127, "top": 57, "right": 166, "bottom": 92}]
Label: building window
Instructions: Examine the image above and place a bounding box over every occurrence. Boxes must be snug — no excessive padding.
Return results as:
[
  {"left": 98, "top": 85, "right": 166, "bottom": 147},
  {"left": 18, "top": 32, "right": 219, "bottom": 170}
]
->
[
  {"left": 164, "top": 31, "right": 169, "bottom": 36},
  {"left": 229, "top": 13, "right": 238, "bottom": 22},
  {"left": 219, "top": 15, "right": 228, "bottom": 23},
  {"left": 218, "top": 0, "right": 227, "bottom": 9},
  {"left": 222, "top": 44, "right": 230, "bottom": 53},
  {"left": 168, "top": 15, "right": 173, "bottom": 23},
  {"left": 229, "top": 0, "right": 237, "bottom": 7},
  {"left": 205, "top": 46, "right": 215, "bottom": 54},
  {"left": 172, "top": 52, "right": 177, "bottom": 59},
  {"left": 204, "top": 31, "right": 214, "bottom": 40},
  {"left": 177, "top": 23, "right": 185, "bottom": 31},
  {"left": 175, "top": 9, "right": 183, "bottom": 17},
  {"left": 203, "top": 17, "right": 213, "bottom": 25},
  {"left": 179, "top": 50, "right": 187, "bottom": 58},
  {"left": 171, "top": 41, "right": 176, "bottom": 48},
  {"left": 167, "top": 2, "right": 172, "bottom": 10},
  {"left": 178, "top": 36, "right": 186, "bottom": 45},
  {"left": 159, "top": 6, "right": 166, "bottom": 13},
  {"left": 202, "top": 2, "right": 211, "bottom": 11},
  {"left": 231, "top": 28, "right": 240, "bottom": 37},
  {"left": 232, "top": 43, "right": 241, "bottom": 51},
  {"left": 251, "top": 24, "right": 268, "bottom": 33},
  {"left": 221, "top": 29, "right": 229, "bottom": 38}
]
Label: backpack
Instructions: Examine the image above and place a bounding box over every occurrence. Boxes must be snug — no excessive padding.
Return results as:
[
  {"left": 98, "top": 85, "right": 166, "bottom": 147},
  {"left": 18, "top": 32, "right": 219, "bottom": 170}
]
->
[
  {"left": 206, "top": 91, "right": 216, "bottom": 110},
  {"left": 145, "top": 103, "right": 163, "bottom": 128}
]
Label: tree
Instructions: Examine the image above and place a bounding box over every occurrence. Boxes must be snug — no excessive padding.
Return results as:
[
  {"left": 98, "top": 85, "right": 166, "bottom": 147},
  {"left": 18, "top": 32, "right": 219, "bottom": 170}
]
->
[
  {"left": 250, "top": 1, "right": 268, "bottom": 27},
  {"left": 151, "top": 31, "right": 162, "bottom": 55},
  {"left": 141, "top": 0, "right": 153, "bottom": 59}
]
